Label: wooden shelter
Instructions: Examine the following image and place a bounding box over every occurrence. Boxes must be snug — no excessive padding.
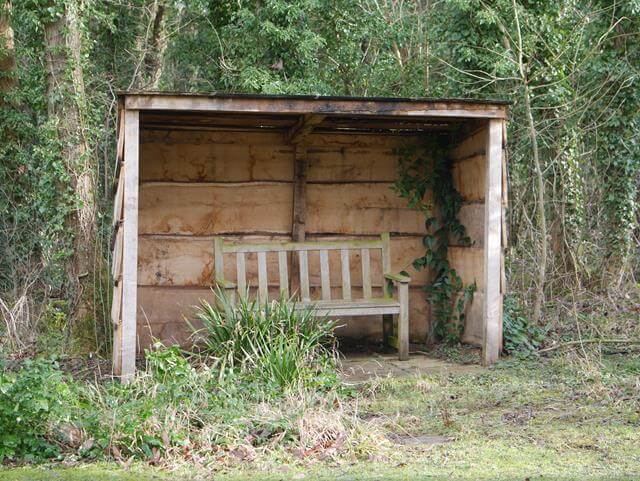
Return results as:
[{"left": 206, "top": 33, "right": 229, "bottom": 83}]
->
[{"left": 111, "top": 92, "right": 508, "bottom": 380}]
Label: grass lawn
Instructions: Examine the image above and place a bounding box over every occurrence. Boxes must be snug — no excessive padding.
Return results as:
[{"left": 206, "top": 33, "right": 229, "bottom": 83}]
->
[{"left": 1, "top": 353, "right": 639, "bottom": 480}]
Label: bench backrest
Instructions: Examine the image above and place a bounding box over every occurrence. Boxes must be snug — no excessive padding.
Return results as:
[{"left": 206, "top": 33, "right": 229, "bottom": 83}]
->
[{"left": 214, "top": 233, "right": 393, "bottom": 303}]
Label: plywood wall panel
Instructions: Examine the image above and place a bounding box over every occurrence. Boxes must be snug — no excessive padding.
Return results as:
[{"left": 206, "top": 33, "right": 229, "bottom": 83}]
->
[{"left": 138, "top": 183, "right": 293, "bottom": 235}]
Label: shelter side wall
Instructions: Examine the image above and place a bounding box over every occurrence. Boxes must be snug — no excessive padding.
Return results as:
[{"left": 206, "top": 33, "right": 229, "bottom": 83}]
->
[
  {"left": 136, "top": 130, "right": 432, "bottom": 351},
  {"left": 450, "top": 125, "right": 487, "bottom": 346}
]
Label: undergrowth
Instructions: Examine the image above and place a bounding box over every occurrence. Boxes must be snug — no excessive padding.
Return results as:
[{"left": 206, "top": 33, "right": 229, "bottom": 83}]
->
[
  {"left": 0, "top": 295, "right": 369, "bottom": 466},
  {"left": 193, "top": 290, "right": 338, "bottom": 390}
]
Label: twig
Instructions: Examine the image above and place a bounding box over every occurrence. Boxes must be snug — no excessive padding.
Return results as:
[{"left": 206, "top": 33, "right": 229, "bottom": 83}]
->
[{"left": 539, "top": 338, "right": 640, "bottom": 353}]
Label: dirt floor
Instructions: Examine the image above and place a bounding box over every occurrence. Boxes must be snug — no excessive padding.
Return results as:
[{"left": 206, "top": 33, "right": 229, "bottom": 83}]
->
[{"left": 339, "top": 351, "right": 482, "bottom": 383}]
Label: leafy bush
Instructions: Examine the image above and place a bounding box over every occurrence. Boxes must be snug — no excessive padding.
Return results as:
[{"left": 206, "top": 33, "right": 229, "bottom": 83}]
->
[
  {"left": 0, "top": 359, "right": 73, "bottom": 462},
  {"left": 503, "top": 296, "right": 545, "bottom": 356},
  {"left": 194, "top": 290, "right": 338, "bottom": 389}
]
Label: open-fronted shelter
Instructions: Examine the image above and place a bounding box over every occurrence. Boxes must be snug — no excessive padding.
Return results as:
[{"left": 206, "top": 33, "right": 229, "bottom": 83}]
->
[{"left": 111, "top": 92, "right": 508, "bottom": 379}]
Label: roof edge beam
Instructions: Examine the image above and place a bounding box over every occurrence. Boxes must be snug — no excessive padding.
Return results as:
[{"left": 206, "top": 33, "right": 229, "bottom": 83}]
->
[{"left": 124, "top": 95, "right": 507, "bottom": 119}]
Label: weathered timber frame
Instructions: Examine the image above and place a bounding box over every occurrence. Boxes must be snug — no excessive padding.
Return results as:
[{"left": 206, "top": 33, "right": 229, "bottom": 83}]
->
[{"left": 111, "top": 92, "right": 509, "bottom": 380}]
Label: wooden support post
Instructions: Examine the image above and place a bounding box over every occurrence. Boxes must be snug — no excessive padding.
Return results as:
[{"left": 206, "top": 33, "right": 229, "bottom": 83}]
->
[
  {"left": 381, "top": 232, "right": 394, "bottom": 348},
  {"left": 397, "top": 281, "right": 409, "bottom": 361},
  {"left": 482, "top": 119, "right": 503, "bottom": 365},
  {"left": 119, "top": 109, "right": 139, "bottom": 381},
  {"left": 286, "top": 114, "right": 326, "bottom": 144},
  {"left": 292, "top": 144, "right": 307, "bottom": 242},
  {"left": 290, "top": 143, "right": 307, "bottom": 294}
]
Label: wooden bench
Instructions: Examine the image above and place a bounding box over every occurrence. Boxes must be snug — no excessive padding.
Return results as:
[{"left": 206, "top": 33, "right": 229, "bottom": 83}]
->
[{"left": 213, "top": 233, "right": 411, "bottom": 360}]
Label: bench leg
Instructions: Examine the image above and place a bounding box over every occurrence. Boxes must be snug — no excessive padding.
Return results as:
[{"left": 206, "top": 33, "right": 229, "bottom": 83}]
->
[
  {"left": 382, "top": 314, "right": 394, "bottom": 349},
  {"left": 398, "top": 282, "right": 409, "bottom": 361}
]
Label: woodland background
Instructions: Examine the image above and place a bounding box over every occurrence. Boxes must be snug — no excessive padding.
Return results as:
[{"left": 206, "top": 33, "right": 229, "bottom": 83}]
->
[{"left": 1, "top": 0, "right": 639, "bottom": 358}]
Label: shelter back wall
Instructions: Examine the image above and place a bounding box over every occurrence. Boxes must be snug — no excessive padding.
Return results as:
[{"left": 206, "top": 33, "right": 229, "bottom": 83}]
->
[{"left": 135, "top": 128, "right": 484, "bottom": 351}]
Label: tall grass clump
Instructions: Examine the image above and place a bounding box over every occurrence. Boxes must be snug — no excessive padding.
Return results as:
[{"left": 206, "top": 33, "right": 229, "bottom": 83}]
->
[{"left": 193, "top": 289, "right": 338, "bottom": 390}]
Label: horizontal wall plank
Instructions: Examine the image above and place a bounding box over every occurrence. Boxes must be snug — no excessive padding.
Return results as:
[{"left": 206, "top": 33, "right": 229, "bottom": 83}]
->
[
  {"left": 452, "top": 155, "right": 485, "bottom": 202},
  {"left": 138, "top": 235, "right": 431, "bottom": 287},
  {"left": 139, "top": 183, "right": 293, "bottom": 235},
  {"left": 307, "top": 184, "right": 425, "bottom": 235},
  {"left": 461, "top": 291, "right": 484, "bottom": 346},
  {"left": 448, "top": 246, "right": 484, "bottom": 292},
  {"left": 140, "top": 129, "right": 286, "bottom": 146},
  {"left": 451, "top": 127, "right": 486, "bottom": 160},
  {"left": 140, "top": 140, "right": 294, "bottom": 182},
  {"left": 455, "top": 203, "right": 485, "bottom": 247},
  {"left": 307, "top": 148, "right": 400, "bottom": 182}
]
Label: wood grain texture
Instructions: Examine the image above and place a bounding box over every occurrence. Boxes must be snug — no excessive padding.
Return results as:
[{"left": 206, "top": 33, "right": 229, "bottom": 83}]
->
[
  {"left": 140, "top": 139, "right": 293, "bottom": 182},
  {"left": 482, "top": 119, "right": 503, "bottom": 365},
  {"left": 138, "top": 235, "right": 431, "bottom": 287},
  {"left": 451, "top": 155, "right": 485, "bottom": 202},
  {"left": 120, "top": 109, "right": 139, "bottom": 380},
  {"left": 126, "top": 94, "right": 508, "bottom": 118},
  {"left": 450, "top": 128, "right": 486, "bottom": 160},
  {"left": 307, "top": 184, "right": 425, "bottom": 235},
  {"left": 139, "top": 183, "right": 293, "bottom": 235},
  {"left": 448, "top": 246, "right": 485, "bottom": 292},
  {"left": 456, "top": 203, "right": 485, "bottom": 247}
]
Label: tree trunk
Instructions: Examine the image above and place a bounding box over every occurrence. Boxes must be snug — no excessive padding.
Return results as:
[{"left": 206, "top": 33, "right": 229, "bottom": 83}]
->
[
  {"left": 44, "top": 2, "right": 96, "bottom": 322},
  {"left": 0, "top": 1, "right": 16, "bottom": 93},
  {"left": 523, "top": 85, "right": 547, "bottom": 322},
  {"left": 132, "top": 0, "right": 167, "bottom": 89},
  {"left": 511, "top": 0, "right": 547, "bottom": 322}
]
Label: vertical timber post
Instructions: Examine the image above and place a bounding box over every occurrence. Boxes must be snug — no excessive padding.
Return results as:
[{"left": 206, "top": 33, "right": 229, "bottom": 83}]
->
[
  {"left": 482, "top": 119, "right": 504, "bottom": 365},
  {"left": 290, "top": 143, "right": 307, "bottom": 293},
  {"left": 292, "top": 143, "right": 307, "bottom": 243},
  {"left": 120, "top": 109, "right": 139, "bottom": 381}
]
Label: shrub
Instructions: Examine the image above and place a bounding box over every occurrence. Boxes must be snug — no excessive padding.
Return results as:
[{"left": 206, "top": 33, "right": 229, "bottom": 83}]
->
[
  {"left": 193, "top": 290, "right": 338, "bottom": 389},
  {"left": 0, "top": 359, "right": 73, "bottom": 462},
  {"left": 503, "top": 296, "right": 545, "bottom": 355}
]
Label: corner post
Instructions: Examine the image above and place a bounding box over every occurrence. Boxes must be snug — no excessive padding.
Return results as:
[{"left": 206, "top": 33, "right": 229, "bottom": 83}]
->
[
  {"left": 120, "top": 109, "right": 139, "bottom": 381},
  {"left": 482, "top": 119, "right": 504, "bottom": 365}
]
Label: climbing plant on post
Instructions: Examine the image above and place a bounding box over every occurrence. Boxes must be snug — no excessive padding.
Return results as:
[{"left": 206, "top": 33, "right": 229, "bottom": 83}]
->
[{"left": 394, "top": 136, "right": 476, "bottom": 343}]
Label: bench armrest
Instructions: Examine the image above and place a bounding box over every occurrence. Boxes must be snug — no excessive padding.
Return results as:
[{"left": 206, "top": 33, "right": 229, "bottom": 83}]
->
[
  {"left": 215, "top": 278, "right": 236, "bottom": 289},
  {"left": 384, "top": 272, "right": 411, "bottom": 284}
]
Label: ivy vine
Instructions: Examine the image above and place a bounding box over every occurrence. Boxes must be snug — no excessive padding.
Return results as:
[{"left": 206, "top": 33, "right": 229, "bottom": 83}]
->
[{"left": 393, "top": 136, "right": 476, "bottom": 343}]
